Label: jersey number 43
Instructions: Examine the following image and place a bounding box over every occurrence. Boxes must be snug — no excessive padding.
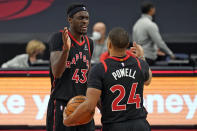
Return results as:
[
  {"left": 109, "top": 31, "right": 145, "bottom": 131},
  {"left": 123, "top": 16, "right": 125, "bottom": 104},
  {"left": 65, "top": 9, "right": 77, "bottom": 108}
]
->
[
  {"left": 110, "top": 82, "right": 141, "bottom": 111},
  {"left": 72, "top": 69, "right": 88, "bottom": 84}
]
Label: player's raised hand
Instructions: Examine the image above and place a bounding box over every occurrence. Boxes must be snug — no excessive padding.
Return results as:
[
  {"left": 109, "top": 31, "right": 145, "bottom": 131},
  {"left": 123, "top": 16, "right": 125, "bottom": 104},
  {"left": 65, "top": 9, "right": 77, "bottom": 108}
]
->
[
  {"left": 129, "top": 42, "right": 144, "bottom": 58},
  {"left": 62, "top": 27, "right": 71, "bottom": 52}
]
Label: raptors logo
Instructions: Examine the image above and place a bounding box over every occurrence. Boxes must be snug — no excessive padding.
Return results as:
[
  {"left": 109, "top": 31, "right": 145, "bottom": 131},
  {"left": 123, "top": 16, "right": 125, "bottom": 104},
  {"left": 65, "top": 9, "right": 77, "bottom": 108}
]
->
[{"left": 0, "top": 0, "right": 55, "bottom": 21}]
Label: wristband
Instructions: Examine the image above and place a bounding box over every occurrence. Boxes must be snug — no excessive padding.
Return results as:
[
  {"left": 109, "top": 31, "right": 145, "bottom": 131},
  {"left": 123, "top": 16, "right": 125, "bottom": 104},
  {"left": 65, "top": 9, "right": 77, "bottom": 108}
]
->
[
  {"left": 138, "top": 56, "right": 146, "bottom": 61},
  {"left": 138, "top": 56, "right": 145, "bottom": 59}
]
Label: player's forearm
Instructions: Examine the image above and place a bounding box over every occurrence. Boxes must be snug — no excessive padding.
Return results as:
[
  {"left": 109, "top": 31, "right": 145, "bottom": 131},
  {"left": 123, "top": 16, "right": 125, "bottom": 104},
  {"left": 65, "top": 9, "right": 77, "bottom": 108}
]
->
[
  {"left": 97, "top": 99, "right": 102, "bottom": 111},
  {"left": 51, "top": 50, "right": 69, "bottom": 78},
  {"left": 63, "top": 100, "right": 94, "bottom": 126},
  {"left": 144, "top": 68, "right": 152, "bottom": 86}
]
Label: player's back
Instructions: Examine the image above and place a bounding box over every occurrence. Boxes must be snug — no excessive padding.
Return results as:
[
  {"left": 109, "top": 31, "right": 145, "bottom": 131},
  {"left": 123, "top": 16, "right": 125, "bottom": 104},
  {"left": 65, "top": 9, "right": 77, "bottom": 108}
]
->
[{"left": 100, "top": 55, "right": 148, "bottom": 124}]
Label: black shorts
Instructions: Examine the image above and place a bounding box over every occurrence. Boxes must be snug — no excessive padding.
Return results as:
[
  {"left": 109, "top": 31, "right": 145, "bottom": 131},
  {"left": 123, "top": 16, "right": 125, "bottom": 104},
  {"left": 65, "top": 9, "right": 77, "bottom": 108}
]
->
[
  {"left": 102, "top": 118, "right": 151, "bottom": 131},
  {"left": 46, "top": 98, "right": 95, "bottom": 131}
]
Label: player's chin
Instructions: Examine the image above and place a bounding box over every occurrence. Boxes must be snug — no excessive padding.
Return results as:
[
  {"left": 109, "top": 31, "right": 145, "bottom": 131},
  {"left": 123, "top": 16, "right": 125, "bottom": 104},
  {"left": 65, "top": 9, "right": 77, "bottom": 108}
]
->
[{"left": 80, "top": 29, "right": 88, "bottom": 35}]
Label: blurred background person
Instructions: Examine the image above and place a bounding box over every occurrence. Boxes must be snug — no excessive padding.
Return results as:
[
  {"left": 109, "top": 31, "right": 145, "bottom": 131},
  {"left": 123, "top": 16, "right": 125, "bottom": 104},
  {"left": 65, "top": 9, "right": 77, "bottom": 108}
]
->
[
  {"left": 132, "top": 2, "right": 175, "bottom": 66},
  {"left": 91, "top": 22, "right": 107, "bottom": 64},
  {"left": 1, "top": 39, "right": 46, "bottom": 68}
]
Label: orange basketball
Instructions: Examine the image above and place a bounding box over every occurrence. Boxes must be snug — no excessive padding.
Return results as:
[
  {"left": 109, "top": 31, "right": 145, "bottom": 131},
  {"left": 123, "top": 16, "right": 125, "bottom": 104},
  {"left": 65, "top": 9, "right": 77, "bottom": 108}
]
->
[{"left": 65, "top": 95, "right": 95, "bottom": 124}]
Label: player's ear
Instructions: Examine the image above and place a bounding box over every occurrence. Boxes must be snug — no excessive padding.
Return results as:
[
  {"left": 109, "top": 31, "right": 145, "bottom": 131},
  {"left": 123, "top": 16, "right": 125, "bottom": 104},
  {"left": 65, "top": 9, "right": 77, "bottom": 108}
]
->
[
  {"left": 67, "top": 16, "right": 72, "bottom": 24},
  {"left": 107, "top": 38, "right": 112, "bottom": 50},
  {"left": 126, "top": 43, "right": 130, "bottom": 48}
]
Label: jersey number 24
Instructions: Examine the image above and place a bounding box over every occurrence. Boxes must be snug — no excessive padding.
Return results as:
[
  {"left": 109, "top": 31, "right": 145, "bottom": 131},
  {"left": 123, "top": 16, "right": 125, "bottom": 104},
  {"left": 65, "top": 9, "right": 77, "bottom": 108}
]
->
[{"left": 110, "top": 82, "right": 141, "bottom": 111}]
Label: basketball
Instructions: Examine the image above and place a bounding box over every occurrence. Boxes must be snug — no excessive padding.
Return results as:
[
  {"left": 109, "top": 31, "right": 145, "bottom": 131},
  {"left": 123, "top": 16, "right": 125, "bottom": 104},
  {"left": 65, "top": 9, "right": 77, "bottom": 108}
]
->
[{"left": 65, "top": 95, "right": 95, "bottom": 124}]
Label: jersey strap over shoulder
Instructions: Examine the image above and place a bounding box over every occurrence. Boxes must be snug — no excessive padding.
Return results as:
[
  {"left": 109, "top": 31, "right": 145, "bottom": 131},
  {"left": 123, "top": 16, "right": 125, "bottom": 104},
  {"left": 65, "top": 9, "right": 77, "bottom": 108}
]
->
[
  {"left": 101, "top": 60, "right": 108, "bottom": 72},
  {"left": 126, "top": 51, "right": 142, "bottom": 70},
  {"left": 85, "top": 36, "right": 92, "bottom": 57}
]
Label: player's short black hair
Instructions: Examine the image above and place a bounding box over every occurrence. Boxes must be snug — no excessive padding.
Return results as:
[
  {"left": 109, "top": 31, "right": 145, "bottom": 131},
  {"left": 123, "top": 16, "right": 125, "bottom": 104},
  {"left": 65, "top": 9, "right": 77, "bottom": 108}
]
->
[
  {"left": 141, "top": 2, "right": 155, "bottom": 14},
  {"left": 108, "top": 27, "right": 129, "bottom": 49},
  {"left": 66, "top": 3, "right": 87, "bottom": 18}
]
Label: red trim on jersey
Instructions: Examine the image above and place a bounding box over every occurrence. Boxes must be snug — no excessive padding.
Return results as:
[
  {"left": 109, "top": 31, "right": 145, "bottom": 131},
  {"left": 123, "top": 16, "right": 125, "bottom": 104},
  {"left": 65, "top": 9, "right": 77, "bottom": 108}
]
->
[
  {"left": 108, "top": 54, "right": 130, "bottom": 62},
  {"left": 100, "top": 50, "right": 135, "bottom": 62},
  {"left": 53, "top": 100, "right": 56, "bottom": 131},
  {"left": 100, "top": 51, "right": 142, "bottom": 70},
  {"left": 136, "top": 58, "right": 142, "bottom": 70},
  {"left": 85, "top": 36, "right": 91, "bottom": 57},
  {"left": 126, "top": 50, "right": 142, "bottom": 70},
  {"left": 101, "top": 61, "right": 108, "bottom": 72},
  {"left": 100, "top": 51, "right": 109, "bottom": 62},
  {"left": 68, "top": 31, "right": 85, "bottom": 46}
]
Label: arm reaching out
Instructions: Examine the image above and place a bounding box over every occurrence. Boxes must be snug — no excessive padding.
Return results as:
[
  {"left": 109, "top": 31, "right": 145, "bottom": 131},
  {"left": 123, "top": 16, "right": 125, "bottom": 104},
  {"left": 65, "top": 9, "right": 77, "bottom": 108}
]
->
[
  {"left": 130, "top": 42, "right": 152, "bottom": 86},
  {"left": 63, "top": 88, "right": 101, "bottom": 126},
  {"left": 129, "top": 42, "right": 145, "bottom": 60},
  {"left": 50, "top": 27, "right": 71, "bottom": 78}
]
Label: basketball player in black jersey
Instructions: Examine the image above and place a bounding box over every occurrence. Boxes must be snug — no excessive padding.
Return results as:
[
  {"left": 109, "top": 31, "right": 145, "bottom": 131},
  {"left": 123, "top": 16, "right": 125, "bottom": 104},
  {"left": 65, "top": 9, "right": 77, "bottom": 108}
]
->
[
  {"left": 46, "top": 3, "right": 94, "bottom": 131},
  {"left": 63, "top": 27, "right": 152, "bottom": 131}
]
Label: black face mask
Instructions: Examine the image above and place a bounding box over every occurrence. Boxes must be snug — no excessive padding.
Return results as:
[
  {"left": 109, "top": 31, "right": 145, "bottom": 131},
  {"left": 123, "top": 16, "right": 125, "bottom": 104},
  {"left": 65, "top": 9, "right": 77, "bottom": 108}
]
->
[{"left": 36, "top": 53, "right": 44, "bottom": 59}]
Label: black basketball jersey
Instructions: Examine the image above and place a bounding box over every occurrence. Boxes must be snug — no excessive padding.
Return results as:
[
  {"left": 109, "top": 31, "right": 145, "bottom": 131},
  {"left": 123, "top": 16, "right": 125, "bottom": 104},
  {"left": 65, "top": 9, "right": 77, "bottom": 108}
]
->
[
  {"left": 88, "top": 54, "right": 150, "bottom": 124},
  {"left": 49, "top": 31, "right": 93, "bottom": 101}
]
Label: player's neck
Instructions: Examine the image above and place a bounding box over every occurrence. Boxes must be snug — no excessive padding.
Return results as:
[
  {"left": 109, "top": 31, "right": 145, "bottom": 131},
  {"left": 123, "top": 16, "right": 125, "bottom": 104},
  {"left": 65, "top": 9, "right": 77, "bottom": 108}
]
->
[
  {"left": 69, "top": 29, "right": 83, "bottom": 42},
  {"left": 109, "top": 50, "right": 127, "bottom": 57}
]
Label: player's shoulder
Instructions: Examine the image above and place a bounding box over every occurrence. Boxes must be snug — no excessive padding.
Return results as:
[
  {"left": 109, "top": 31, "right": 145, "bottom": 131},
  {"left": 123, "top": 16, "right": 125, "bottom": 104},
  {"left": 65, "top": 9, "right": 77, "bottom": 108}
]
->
[
  {"left": 100, "top": 59, "right": 114, "bottom": 72},
  {"left": 138, "top": 59, "right": 150, "bottom": 70},
  {"left": 85, "top": 36, "right": 94, "bottom": 55},
  {"left": 48, "top": 32, "right": 63, "bottom": 45},
  {"left": 50, "top": 32, "right": 62, "bottom": 40},
  {"left": 93, "top": 62, "right": 104, "bottom": 69},
  {"left": 86, "top": 36, "right": 93, "bottom": 45},
  {"left": 138, "top": 58, "right": 148, "bottom": 65},
  {"left": 91, "top": 62, "right": 105, "bottom": 73},
  {"left": 86, "top": 36, "right": 93, "bottom": 41},
  {"left": 103, "top": 57, "right": 119, "bottom": 66},
  {"left": 48, "top": 31, "right": 63, "bottom": 51}
]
